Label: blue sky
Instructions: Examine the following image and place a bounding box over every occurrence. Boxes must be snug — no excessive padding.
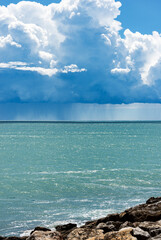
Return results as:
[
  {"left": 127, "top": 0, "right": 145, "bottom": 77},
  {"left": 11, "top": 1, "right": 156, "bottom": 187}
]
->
[
  {"left": 118, "top": 0, "right": 161, "bottom": 34},
  {"left": 0, "top": 0, "right": 161, "bottom": 120}
]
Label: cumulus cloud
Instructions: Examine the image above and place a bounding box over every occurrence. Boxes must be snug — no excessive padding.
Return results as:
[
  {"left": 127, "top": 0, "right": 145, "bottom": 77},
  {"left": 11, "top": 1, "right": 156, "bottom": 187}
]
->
[
  {"left": 0, "top": 34, "right": 21, "bottom": 48},
  {"left": 117, "top": 29, "right": 161, "bottom": 85},
  {"left": 0, "top": 0, "right": 161, "bottom": 104}
]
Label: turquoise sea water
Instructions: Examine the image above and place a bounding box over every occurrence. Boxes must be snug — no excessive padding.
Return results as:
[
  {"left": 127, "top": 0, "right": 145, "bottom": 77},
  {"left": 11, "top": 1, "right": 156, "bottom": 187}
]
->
[{"left": 0, "top": 122, "right": 161, "bottom": 236}]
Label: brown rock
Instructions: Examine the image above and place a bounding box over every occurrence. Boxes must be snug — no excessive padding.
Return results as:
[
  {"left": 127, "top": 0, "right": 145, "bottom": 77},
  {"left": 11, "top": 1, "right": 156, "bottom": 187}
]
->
[
  {"left": 55, "top": 223, "right": 77, "bottom": 239},
  {"left": 87, "top": 234, "right": 104, "bottom": 240},
  {"left": 55, "top": 224, "right": 77, "bottom": 233},
  {"left": 84, "top": 213, "right": 120, "bottom": 229},
  {"left": 67, "top": 228, "right": 104, "bottom": 240},
  {"left": 6, "top": 237, "right": 27, "bottom": 240},
  {"left": 119, "top": 199, "right": 161, "bottom": 222},
  {"left": 104, "top": 227, "right": 137, "bottom": 240}
]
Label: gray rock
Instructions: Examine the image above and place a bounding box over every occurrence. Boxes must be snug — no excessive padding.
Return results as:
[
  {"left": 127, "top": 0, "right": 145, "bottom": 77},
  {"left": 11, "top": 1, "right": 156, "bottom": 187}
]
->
[
  {"left": 136, "top": 221, "right": 161, "bottom": 237},
  {"left": 150, "top": 233, "right": 161, "bottom": 240},
  {"left": 27, "top": 231, "right": 62, "bottom": 240},
  {"left": 132, "top": 227, "right": 150, "bottom": 240},
  {"left": 119, "top": 221, "right": 134, "bottom": 229},
  {"left": 96, "top": 222, "right": 115, "bottom": 233},
  {"left": 150, "top": 228, "right": 161, "bottom": 237}
]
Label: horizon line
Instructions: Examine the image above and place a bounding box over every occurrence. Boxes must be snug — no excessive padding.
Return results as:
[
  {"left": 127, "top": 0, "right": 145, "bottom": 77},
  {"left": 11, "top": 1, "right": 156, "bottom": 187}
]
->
[{"left": 1, "top": 120, "right": 161, "bottom": 123}]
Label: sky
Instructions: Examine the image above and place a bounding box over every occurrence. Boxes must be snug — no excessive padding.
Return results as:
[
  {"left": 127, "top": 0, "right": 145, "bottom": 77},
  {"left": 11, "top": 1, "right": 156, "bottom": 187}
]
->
[{"left": 0, "top": 0, "right": 161, "bottom": 120}]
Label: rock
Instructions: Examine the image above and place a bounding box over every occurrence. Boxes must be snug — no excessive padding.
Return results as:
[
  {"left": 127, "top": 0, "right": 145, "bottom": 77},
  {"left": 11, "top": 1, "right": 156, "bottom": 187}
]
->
[
  {"left": 119, "top": 199, "right": 161, "bottom": 222},
  {"left": 96, "top": 222, "right": 115, "bottom": 233},
  {"left": 146, "top": 197, "right": 161, "bottom": 205},
  {"left": 149, "top": 229, "right": 161, "bottom": 237},
  {"left": 67, "top": 228, "right": 104, "bottom": 240},
  {"left": 55, "top": 224, "right": 77, "bottom": 232},
  {"left": 135, "top": 220, "right": 161, "bottom": 237},
  {"left": 119, "top": 221, "right": 134, "bottom": 230},
  {"left": 84, "top": 213, "right": 120, "bottom": 229},
  {"left": 108, "top": 221, "right": 122, "bottom": 231},
  {"left": 87, "top": 235, "right": 104, "bottom": 240},
  {"left": 31, "top": 227, "right": 51, "bottom": 235},
  {"left": 27, "top": 231, "right": 62, "bottom": 240},
  {"left": 97, "top": 213, "right": 120, "bottom": 224},
  {"left": 150, "top": 233, "right": 161, "bottom": 239},
  {"left": 104, "top": 227, "right": 137, "bottom": 240},
  {"left": 149, "top": 228, "right": 161, "bottom": 237},
  {"left": 96, "top": 223, "right": 108, "bottom": 230},
  {"left": 0, "top": 237, "right": 27, "bottom": 240},
  {"left": 55, "top": 223, "right": 77, "bottom": 239},
  {"left": 132, "top": 227, "right": 150, "bottom": 239}
]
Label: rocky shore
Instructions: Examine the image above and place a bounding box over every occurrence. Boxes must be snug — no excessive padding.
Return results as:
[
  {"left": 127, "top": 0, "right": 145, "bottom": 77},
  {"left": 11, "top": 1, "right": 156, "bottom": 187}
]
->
[{"left": 1, "top": 197, "right": 161, "bottom": 240}]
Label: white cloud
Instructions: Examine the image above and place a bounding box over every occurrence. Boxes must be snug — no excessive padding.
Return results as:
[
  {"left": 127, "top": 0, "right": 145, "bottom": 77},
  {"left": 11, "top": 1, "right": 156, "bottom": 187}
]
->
[
  {"left": 0, "top": 61, "right": 58, "bottom": 76},
  {"left": 0, "top": 0, "right": 161, "bottom": 104},
  {"left": 61, "top": 64, "right": 87, "bottom": 73},
  {"left": 0, "top": 0, "right": 121, "bottom": 74},
  {"left": 0, "top": 61, "right": 27, "bottom": 68},
  {"left": 111, "top": 67, "right": 130, "bottom": 74},
  {"left": 117, "top": 29, "right": 161, "bottom": 85},
  {"left": 0, "top": 34, "right": 21, "bottom": 48},
  {"left": 39, "top": 51, "right": 53, "bottom": 61},
  {"left": 0, "top": 61, "right": 86, "bottom": 77},
  {"left": 15, "top": 66, "right": 58, "bottom": 76}
]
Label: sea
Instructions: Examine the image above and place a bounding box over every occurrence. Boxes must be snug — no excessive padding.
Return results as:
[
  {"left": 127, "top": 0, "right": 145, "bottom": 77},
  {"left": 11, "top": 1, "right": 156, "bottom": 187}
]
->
[{"left": 0, "top": 122, "right": 161, "bottom": 236}]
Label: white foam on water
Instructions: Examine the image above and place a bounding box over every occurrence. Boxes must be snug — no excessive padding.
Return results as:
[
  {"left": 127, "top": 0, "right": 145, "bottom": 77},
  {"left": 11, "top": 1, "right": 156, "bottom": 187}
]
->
[
  {"left": 134, "top": 178, "right": 151, "bottom": 184},
  {"left": 26, "top": 169, "right": 101, "bottom": 176},
  {"left": 20, "top": 230, "right": 32, "bottom": 237},
  {"left": 73, "top": 199, "right": 93, "bottom": 203}
]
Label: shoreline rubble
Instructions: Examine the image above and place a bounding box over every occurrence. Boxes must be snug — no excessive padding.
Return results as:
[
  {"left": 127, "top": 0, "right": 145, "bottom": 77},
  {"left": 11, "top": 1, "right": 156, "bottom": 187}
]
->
[{"left": 1, "top": 197, "right": 161, "bottom": 240}]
